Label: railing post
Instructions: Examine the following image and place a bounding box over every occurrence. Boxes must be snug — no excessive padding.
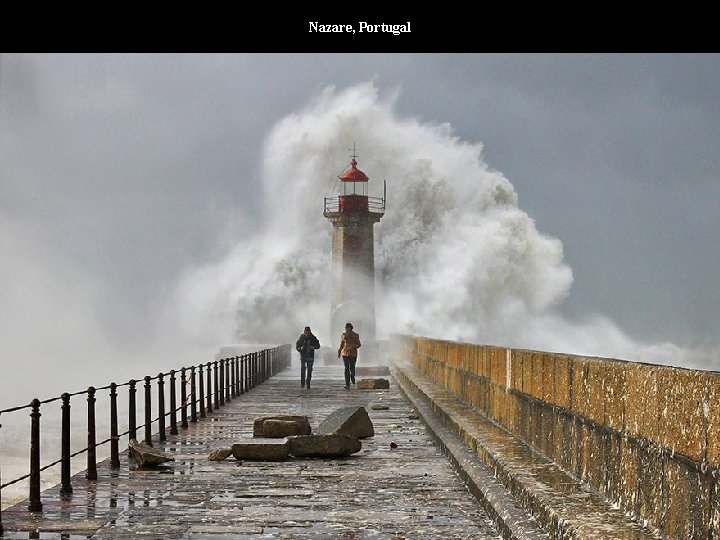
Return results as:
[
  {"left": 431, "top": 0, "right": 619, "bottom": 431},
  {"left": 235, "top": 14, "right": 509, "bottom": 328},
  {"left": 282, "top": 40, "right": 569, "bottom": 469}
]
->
[
  {"left": 262, "top": 350, "right": 266, "bottom": 381},
  {"left": 224, "top": 359, "right": 230, "bottom": 403},
  {"left": 244, "top": 354, "right": 248, "bottom": 393},
  {"left": 206, "top": 362, "right": 212, "bottom": 413},
  {"left": 213, "top": 361, "right": 219, "bottom": 409},
  {"left": 60, "top": 393, "right": 72, "bottom": 494},
  {"left": 87, "top": 387, "right": 97, "bottom": 481},
  {"left": 28, "top": 398, "right": 42, "bottom": 512},
  {"left": 128, "top": 380, "right": 137, "bottom": 442},
  {"left": 262, "top": 350, "right": 267, "bottom": 382},
  {"left": 227, "top": 358, "right": 233, "bottom": 401},
  {"left": 198, "top": 364, "right": 206, "bottom": 419},
  {"left": 190, "top": 366, "right": 197, "bottom": 423},
  {"left": 180, "top": 367, "right": 188, "bottom": 429},
  {"left": 240, "top": 354, "right": 245, "bottom": 394},
  {"left": 169, "top": 370, "right": 178, "bottom": 435},
  {"left": 219, "top": 360, "right": 225, "bottom": 406},
  {"left": 253, "top": 352, "right": 258, "bottom": 388},
  {"left": 144, "top": 376, "right": 152, "bottom": 446},
  {"left": 110, "top": 383, "right": 120, "bottom": 469},
  {"left": 157, "top": 374, "right": 166, "bottom": 442},
  {"left": 230, "top": 356, "right": 238, "bottom": 398},
  {"left": 250, "top": 352, "right": 254, "bottom": 387}
]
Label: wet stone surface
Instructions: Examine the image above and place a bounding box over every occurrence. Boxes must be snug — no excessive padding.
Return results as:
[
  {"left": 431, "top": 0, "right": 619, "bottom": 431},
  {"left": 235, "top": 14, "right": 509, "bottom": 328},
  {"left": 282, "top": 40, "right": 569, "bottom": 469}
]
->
[{"left": 1, "top": 364, "right": 501, "bottom": 539}]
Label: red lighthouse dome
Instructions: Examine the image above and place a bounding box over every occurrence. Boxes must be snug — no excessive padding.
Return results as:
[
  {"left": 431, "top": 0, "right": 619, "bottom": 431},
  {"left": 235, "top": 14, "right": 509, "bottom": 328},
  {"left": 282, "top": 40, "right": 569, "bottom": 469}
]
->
[{"left": 338, "top": 158, "right": 369, "bottom": 182}]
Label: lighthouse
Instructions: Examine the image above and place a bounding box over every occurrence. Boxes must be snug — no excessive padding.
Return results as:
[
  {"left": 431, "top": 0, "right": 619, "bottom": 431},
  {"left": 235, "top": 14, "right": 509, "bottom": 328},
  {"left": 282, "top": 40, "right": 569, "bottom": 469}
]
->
[{"left": 324, "top": 151, "right": 385, "bottom": 357}]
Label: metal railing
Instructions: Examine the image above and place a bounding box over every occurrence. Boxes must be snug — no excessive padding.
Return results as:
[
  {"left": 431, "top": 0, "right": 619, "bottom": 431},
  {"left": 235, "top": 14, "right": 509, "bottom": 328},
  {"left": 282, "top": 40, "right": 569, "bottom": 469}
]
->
[
  {"left": 323, "top": 195, "right": 386, "bottom": 214},
  {"left": 0, "top": 344, "right": 291, "bottom": 533}
]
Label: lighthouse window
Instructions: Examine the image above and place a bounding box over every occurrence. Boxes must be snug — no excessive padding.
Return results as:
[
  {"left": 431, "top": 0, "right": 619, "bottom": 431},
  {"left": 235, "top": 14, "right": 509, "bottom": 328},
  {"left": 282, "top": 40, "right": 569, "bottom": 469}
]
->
[{"left": 343, "top": 181, "right": 368, "bottom": 196}]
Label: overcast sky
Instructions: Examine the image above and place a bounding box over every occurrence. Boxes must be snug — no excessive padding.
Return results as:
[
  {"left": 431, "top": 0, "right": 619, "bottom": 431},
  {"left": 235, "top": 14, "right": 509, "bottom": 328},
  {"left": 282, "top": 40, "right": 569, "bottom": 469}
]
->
[{"left": 1, "top": 53, "right": 719, "bottom": 394}]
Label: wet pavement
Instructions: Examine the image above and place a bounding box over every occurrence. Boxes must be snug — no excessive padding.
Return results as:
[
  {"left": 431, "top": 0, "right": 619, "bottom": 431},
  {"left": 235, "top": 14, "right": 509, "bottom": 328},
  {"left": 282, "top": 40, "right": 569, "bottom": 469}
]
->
[{"left": 1, "top": 362, "right": 504, "bottom": 539}]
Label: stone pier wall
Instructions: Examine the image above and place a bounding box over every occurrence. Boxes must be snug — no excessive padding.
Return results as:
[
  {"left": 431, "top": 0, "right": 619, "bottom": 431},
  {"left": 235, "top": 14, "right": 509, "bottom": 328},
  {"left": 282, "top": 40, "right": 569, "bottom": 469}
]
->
[{"left": 392, "top": 334, "right": 720, "bottom": 539}]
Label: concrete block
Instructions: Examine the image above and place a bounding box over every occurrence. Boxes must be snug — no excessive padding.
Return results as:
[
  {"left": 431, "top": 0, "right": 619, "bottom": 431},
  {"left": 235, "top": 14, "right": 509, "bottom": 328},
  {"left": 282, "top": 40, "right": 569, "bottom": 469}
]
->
[
  {"left": 584, "top": 424, "right": 610, "bottom": 494},
  {"left": 357, "top": 378, "right": 390, "bottom": 390},
  {"left": 459, "top": 343, "right": 470, "bottom": 372},
  {"left": 437, "top": 340, "right": 448, "bottom": 365},
  {"left": 448, "top": 341, "right": 459, "bottom": 369},
  {"left": 540, "top": 352, "right": 555, "bottom": 403},
  {"left": 637, "top": 445, "right": 665, "bottom": 529},
  {"left": 503, "top": 391, "right": 517, "bottom": 433},
  {"left": 553, "top": 355, "right": 571, "bottom": 408},
  {"left": 460, "top": 372, "right": 469, "bottom": 404},
  {"left": 604, "top": 361, "right": 626, "bottom": 431},
  {"left": 625, "top": 363, "right": 659, "bottom": 442},
  {"left": 662, "top": 457, "right": 711, "bottom": 540},
  {"left": 604, "top": 430, "right": 622, "bottom": 501},
  {"left": 287, "top": 434, "right": 361, "bottom": 457},
  {"left": 465, "top": 376, "right": 477, "bottom": 408},
  {"left": 447, "top": 367, "right": 458, "bottom": 396},
  {"left": 478, "top": 377, "right": 489, "bottom": 415},
  {"left": 578, "top": 421, "right": 591, "bottom": 481},
  {"left": 510, "top": 350, "right": 523, "bottom": 393},
  {"left": 487, "top": 384, "right": 499, "bottom": 423},
  {"left": 480, "top": 346, "right": 490, "bottom": 379},
  {"left": 470, "top": 345, "right": 480, "bottom": 376},
  {"left": 128, "top": 439, "right": 174, "bottom": 468},
  {"left": 541, "top": 406, "right": 556, "bottom": 459},
  {"left": 618, "top": 435, "right": 640, "bottom": 514},
  {"left": 232, "top": 441, "right": 289, "bottom": 461},
  {"left": 554, "top": 410, "right": 571, "bottom": 467},
  {"left": 528, "top": 403, "right": 544, "bottom": 451},
  {"left": 531, "top": 351, "right": 544, "bottom": 402},
  {"left": 570, "top": 416, "right": 585, "bottom": 479},
  {"left": 489, "top": 347, "right": 501, "bottom": 385},
  {"left": 315, "top": 406, "right": 374, "bottom": 439},
  {"left": 521, "top": 349, "right": 533, "bottom": 396},
  {"left": 555, "top": 411, "right": 576, "bottom": 473},
  {"left": 494, "top": 384, "right": 505, "bottom": 426},
  {"left": 569, "top": 356, "right": 588, "bottom": 417},
  {"left": 515, "top": 395, "right": 531, "bottom": 442},
  {"left": 496, "top": 347, "right": 507, "bottom": 386},
  {"left": 585, "top": 359, "right": 607, "bottom": 425},
  {"left": 253, "top": 415, "right": 311, "bottom": 438},
  {"left": 456, "top": 369, "right": 466, "bottom": 398},
  {"left": 657, "top": 366, "right": 705, "bottom": 461}
]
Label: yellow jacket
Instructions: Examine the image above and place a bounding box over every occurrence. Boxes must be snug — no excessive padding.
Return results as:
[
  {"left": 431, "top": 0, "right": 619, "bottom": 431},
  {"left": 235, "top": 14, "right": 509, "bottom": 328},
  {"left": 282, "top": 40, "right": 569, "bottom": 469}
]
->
[{"left": 338, "top": 330, "right": 361, "bottom": 358}]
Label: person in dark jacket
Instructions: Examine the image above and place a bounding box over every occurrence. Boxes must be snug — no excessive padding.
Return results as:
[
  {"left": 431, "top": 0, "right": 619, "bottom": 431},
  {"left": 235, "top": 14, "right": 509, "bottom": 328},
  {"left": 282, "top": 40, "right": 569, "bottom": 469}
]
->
[{"left": 296, "top": 326, "right": 320, "bottom": 389}]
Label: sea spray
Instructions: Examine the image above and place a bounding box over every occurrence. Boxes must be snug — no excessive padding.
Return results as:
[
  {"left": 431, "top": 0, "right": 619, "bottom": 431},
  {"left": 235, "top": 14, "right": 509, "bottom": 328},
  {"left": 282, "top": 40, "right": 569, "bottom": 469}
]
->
[
  {"left": 176, "top": 81, "right": 703, "bottom": 367},
  {"left": 176, "top": 82, "right": 572, "bottom": 347}
]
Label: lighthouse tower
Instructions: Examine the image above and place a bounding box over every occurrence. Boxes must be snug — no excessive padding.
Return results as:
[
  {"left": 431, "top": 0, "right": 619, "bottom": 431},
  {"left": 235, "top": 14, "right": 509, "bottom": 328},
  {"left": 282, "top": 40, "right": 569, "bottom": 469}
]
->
[{"left": 324, "top": 151, "right": 385, "bottom": 356}]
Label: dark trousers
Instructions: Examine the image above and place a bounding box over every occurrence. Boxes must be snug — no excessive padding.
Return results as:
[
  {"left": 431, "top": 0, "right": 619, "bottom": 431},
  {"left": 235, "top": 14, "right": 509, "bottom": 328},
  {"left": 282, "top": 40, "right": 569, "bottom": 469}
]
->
[
  {"left": 342, "top": 356, "right": 357, "bottom": 387},
  {"left": 301, "top": 358, "right": 314, "bottom": 386}
]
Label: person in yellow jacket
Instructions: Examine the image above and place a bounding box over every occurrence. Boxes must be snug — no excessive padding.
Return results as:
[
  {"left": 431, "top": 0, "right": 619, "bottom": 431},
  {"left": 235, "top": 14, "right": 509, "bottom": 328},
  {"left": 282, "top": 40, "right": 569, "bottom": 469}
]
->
[{"left": 337, "top": 322, "right": 361, "bottom": 389}]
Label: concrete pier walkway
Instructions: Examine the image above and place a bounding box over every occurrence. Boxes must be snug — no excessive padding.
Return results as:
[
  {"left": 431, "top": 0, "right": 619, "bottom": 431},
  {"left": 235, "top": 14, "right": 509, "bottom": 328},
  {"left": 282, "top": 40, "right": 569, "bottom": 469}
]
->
[{"left": 1, "top": 362, "right": 522, "bottom": 539}]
